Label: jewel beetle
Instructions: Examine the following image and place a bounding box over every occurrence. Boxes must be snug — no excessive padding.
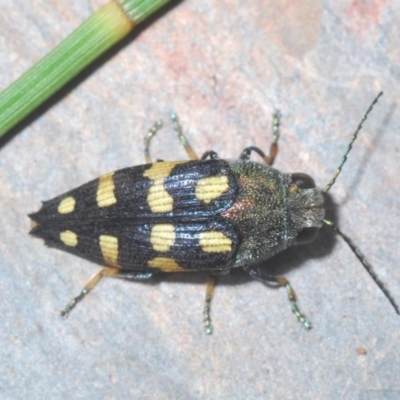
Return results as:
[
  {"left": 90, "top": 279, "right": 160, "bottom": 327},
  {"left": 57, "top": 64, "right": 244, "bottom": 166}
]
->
[{"left": 29, "top": 92, "right": 399, "bottom": 334}]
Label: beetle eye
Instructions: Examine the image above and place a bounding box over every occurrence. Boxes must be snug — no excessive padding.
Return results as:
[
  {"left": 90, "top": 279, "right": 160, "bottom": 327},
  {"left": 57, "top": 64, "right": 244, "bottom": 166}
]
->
[
  {"left": 292, "top": 173, "right": 316, "bottom": 189},
  {"left": 296, "top": 227, "right": 319, "bottom": 244}
]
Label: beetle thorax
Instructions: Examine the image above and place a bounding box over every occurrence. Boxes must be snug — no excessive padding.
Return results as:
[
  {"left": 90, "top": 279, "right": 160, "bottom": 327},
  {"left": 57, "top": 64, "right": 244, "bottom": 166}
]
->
[{"left": 223, "top": 161, "right": 325, "bottom": 267}]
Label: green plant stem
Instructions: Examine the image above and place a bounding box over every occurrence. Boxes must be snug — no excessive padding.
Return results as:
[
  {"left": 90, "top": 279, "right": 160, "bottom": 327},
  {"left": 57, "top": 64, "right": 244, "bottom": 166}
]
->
[{"left": 0, "top": 0, "right": 170, "bottom": 138}]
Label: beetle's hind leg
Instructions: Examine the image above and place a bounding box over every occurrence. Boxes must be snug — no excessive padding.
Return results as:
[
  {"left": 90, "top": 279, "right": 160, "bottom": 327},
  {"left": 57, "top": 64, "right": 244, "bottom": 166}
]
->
[
  {"left": 244, "top": 265, "right": 311, "bottom": 330},
  {"left": 204, "top": 275, "right": 216, "bottom": 335},
  {"left": 239, "top": 110, "right": 280, "bottom": 166},
  {"left": 60, "top": 268, "right": 153, "bottom": 318},
  {"left": 144, "top": 114, "right": 198, "bottom": 163}
]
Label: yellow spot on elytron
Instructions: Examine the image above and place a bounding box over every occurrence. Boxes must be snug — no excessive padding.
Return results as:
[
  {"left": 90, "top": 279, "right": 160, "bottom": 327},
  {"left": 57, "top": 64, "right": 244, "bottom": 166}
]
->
[
  {"left": 143, "top": 161, "right": 186, "bottom": 213},
  {"left": 58, "top": 196, "right": 76, "bottom": 214},
  {"left": 199, "top": 231, "right": 232, "bottom": 253},
  {"left": 146, "top": 185, "right": 174, "bottom": 213},
  {"left": 60, "top": 230, "right": 78, "bottom": 247},
  {"left": 150, "top": 224, "right": 176, "bottom": 252},
  {"left": 97, "top": 172, "right": 117, "bottom": 208},
  {"left": 99, "top": 235, "right": 119, "bottom": 267},
  {"left": 148, "top": 257, "right": 185, "bottom": 272},
  {"left": 195, "top": 175, "right": 229, "bottom": 204}
]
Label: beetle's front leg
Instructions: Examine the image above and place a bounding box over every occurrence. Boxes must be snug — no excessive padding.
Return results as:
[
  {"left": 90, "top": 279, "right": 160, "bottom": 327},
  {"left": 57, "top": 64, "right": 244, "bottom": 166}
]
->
[{"left": 243, "top": 265, "right": 311, "bottom": 330}]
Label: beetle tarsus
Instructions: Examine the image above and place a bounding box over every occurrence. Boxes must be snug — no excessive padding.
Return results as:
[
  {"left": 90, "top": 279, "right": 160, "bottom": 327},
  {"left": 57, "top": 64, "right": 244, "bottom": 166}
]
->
[
  {"left": 60, "top": 288, "right": 89, "bottom": 318},
  {"left": 204, "top": 302, "right": 213, "bottom": 335},
  {"left": 144, "top": 120, "right": 163, "bottom": 164},
  {"left": 203, "top": 275, "right": 216, "bottom": 335},
  {"left": 285, "top": 283, "right": 312, "bottom": 330},
  {"left": 171, "top": 113, "right": 198, "bottom": 160}
]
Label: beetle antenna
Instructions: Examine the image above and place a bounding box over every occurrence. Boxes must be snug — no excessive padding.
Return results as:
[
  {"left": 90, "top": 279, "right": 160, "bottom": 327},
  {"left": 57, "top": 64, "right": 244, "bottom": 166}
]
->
[
  {"left": 322, "top": 92, "right": 399, "bottom": 315},
  {"left": 323, "top": 220, "right": 400, "bottom": 315},
  {"left": 323, "top": 92, "right": 383, "bottom": 193}
]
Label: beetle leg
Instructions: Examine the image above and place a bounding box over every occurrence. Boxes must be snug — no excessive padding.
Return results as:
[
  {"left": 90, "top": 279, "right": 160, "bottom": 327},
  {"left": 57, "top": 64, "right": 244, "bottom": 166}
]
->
[
  {"left": 204, "top": 275, "right": 216, "bottom": 335},
  {"left": 170, "top": 113, "right": 199, "bottom": 160},
  {"left": 201, "top": 150, "right": 219, "bottom": 160},
  {"left": 144, "top": 120, "right": 163, "bottom": 164},
  {"left": 244, "top": 266, "right": 311, "bottom": 330},
  {"left": 239, "top": 110, "right": 280, "bottom": 165},
  {"left": 144, "top": 114, "right": 199, "bottom": 162},
  {"left": 60, "top": 268, "right": 153, "bottom": 318}
]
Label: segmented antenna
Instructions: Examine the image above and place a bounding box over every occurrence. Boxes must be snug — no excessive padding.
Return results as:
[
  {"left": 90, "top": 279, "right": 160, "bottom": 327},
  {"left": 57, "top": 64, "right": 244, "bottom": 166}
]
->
[
  {"left": 322, "top": 92, "right": 400, "bottom": 315},
  {"left": 323, "top": 92, "right": 383, "bottom": 193},
  {"left": 324, "top": 220, "right": 400, "bottom": 315}
]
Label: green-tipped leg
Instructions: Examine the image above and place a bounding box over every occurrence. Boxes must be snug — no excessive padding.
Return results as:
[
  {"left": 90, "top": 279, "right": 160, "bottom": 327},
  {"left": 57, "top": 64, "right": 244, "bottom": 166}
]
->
[{"left": 203, "top": 275, "right": 216, "bottom": 335}]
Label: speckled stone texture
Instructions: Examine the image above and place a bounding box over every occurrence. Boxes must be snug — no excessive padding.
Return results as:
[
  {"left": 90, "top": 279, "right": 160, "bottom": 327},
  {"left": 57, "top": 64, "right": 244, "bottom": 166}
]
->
[{"left": 1, "top": 1, "right": 399, "bottom": 399}]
